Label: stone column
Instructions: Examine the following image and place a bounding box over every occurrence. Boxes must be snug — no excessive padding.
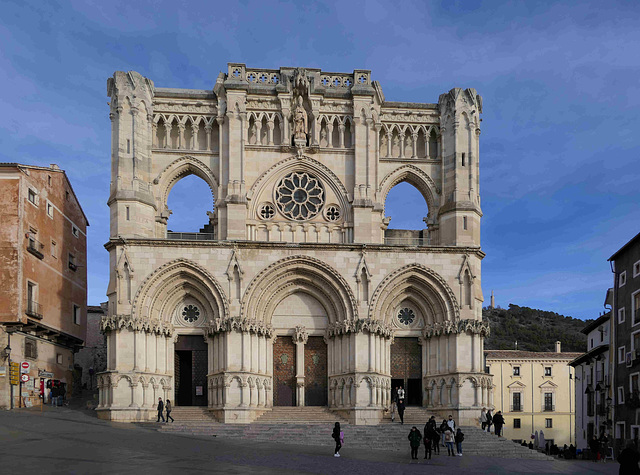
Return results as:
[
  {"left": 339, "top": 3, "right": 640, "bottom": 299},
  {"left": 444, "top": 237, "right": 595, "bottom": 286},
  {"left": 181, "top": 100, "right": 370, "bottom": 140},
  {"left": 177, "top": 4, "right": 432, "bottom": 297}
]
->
[
  {"left": 205, "top": 124, "right": 212, "bottom": 151},
  {"left": 292, "top": 326, "right": 308, "bottom": 407},
  {"left": 163, "top": 123, "right": 171, "bottom": 148},
  {"left": 191, "top": 124, "right": 198, "bottom": 150},
  {"left": 411, "top": 133, "right": 418, "bottom": 158},
  {"left": 327, "top": 122, "right": 334, "bottom": 148},
  {"left": 177, "top": 123, "right": 185, "bottom": 149},
  {"left": 338, "top": 124, "right": 345, "bottom": 148},
  {"left": 267, "top": 120, "right": 274, "bottom": 145},
  {"left": 386, "top": 132, "right": 392, "bottom": 157}
]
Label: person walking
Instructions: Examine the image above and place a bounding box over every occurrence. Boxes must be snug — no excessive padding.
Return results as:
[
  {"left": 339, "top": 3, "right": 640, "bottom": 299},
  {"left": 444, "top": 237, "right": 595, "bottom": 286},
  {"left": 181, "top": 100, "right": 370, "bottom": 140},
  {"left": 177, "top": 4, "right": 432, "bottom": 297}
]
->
[
  {"left": 391, "top": 386, "right": 398, "bottom": 422},
  {"left": 444, "top": 427, "right": 455, "bottom": 456},
  {"left": 157, "top": 397, "right": 165, "bottom": 423},
  {"left": 493, "top": 411, "right": 504, "bottom": 437},
  {"left": 455, "top": 428, "right": 465, "bottom": 456},
  {"left": 486, "top": 409, "right": 493, "bottom": 433},
  {"left": 423, "top": 429, "right": 433, "bottom": 460},
  {"left": 397, "top": 386, "right": 405, "bottom": 401},
  {"left": 599, "top": 432, "right": 609, "bottom": 463},
  {"left": 447, "top": 415, "right": 456, "bottom": 432},
  {"left": 397, "top": 398, "right": 405, "bottom": 425},
  {"left": 165, "top": 399, "right": 174, "bottom": 423},
  {"left": 408, "top": 426, "right": 422, "bottom": 460},
  {"left": 589, "top": 435, "right": 600, "bottom": 462},
  {"left": 332, "top": 422, "right": 343, "bottom": 457},
  {"left": 618, "top": 441, "right": 640, "bottom": 475},
  {"left": 480, "top": 407, "right": 488, "bottom": 431}
]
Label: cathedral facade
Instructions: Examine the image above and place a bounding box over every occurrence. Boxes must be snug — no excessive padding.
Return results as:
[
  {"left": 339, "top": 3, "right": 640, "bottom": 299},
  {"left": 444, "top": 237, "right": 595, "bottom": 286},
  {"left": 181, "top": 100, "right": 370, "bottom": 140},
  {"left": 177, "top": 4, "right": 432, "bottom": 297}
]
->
[{"left": 99, "top": 64, "right": 492, "bottom": 424}]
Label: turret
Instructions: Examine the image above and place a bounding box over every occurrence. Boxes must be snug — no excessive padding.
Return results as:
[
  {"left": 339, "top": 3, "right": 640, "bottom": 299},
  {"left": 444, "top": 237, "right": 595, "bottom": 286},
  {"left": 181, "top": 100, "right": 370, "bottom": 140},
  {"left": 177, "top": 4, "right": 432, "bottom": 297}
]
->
[
  {"left": 437, "top": 88, "right": 483, "bottom": 246},
  {"left": 107, "top": 71, "right": 156, "bottom": 238}
]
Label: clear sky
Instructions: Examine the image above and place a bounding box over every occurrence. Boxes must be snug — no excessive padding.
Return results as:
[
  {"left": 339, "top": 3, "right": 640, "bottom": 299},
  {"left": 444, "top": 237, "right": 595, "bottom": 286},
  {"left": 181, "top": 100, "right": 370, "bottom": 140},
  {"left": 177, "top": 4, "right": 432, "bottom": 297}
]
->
[{"left": 1, "top": 0, "right": 638, "bottom": 319}]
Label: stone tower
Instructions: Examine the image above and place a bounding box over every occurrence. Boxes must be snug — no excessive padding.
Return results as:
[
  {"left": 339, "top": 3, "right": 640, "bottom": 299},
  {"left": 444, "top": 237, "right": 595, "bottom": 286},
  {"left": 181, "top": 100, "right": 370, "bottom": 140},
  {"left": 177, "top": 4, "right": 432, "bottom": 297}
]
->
[{"left": 99, "top": 64, "right": 491, "bottom": 424}]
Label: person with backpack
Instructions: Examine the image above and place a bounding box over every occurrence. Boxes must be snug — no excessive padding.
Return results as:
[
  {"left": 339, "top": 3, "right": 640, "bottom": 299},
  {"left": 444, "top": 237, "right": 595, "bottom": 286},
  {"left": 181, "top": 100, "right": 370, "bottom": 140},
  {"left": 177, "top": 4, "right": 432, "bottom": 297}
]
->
[
  {"left": 455, "top": 428, "right": 465, "bottom": 456},
  {"left": 444, "top": 427, "right": 455, "bottom": 456},
  {"left": 408, "top": 426, "right": 422, "bottom": 460},
  {"left": 332, "top": 422, "right": 344, "bottom": 457}
]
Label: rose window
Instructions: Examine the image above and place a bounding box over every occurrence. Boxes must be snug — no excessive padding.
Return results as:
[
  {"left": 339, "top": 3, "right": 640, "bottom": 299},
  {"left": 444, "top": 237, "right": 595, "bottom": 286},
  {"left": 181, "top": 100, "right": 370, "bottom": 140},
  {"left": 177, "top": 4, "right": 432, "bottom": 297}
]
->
[
  {"left": 259, "top": 203, "right": 275, "bottom": 220},
  {"left": 275, "top": 172, "right": 324, "bottom": 221},
  {"left": 398, "top": 308, "right": 415, "bottom": 325},
  {"left": 182, "top": 305, "right": 200, "bottom": 323},
  {"left": 325, "top": 205, "right": 341, "bottom": 222}
]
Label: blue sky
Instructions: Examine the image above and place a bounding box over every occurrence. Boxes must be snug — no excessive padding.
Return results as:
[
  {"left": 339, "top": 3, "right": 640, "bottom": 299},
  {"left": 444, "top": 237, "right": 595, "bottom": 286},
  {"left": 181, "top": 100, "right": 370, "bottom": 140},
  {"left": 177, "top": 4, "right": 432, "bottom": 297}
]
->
[{"left": 1, "top": 0, "right": 638, "bottom": 319}]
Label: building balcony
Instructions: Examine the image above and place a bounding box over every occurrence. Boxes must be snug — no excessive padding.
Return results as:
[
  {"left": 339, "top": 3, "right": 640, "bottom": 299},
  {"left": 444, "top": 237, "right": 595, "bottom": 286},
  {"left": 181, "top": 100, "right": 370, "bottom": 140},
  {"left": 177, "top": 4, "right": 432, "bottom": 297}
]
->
[
  {"left": 167, "top": 232, "right": 216, "bottom": 241},
  {"left": 542, "top": 405, "right": 555, "bottom": 412},
  {"left": 25, "top": 300, "right": 43, "bottom": 319},
  {"left": 510, "top": 404, "right": 523, "bottom": 412},
  {"left": 27, "top": 238, "right": 44, "bottom": 259}
]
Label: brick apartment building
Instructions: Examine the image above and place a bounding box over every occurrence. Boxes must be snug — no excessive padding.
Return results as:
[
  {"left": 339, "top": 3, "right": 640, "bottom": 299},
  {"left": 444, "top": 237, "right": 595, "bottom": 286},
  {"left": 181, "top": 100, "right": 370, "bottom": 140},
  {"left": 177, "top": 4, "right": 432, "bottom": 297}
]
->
[{"left": 0, "top": 163, "right": 88, "bottom": 408}]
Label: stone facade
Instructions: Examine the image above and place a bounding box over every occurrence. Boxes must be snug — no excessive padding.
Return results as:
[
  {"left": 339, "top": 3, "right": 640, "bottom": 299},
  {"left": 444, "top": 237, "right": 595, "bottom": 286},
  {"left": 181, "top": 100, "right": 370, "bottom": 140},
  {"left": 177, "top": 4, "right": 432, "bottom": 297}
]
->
[
  {"left": 75, "top": 303, "right": 108, "bottom": 390},
  {"left": 486, "top": 346, "right": 580, "bottom": 447},
  {"left": 99, "top": 64, "right": 489, "bottom": 424},
  {"left": 0, "top": 163, "right": 88, "bottom": 408}
]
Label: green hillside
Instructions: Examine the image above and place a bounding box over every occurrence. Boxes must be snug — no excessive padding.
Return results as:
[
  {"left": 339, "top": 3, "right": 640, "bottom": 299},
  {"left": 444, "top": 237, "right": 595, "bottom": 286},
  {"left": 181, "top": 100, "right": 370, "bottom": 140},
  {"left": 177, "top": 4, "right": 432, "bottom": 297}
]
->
[{"left": 483, "top": 304, "right": 591, "bottom": 352}]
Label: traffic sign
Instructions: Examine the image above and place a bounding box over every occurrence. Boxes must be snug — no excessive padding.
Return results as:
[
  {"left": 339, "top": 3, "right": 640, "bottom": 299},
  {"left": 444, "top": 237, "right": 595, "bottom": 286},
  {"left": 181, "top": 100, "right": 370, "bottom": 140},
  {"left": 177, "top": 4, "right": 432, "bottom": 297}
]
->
[
  {"left": 21, "top": 374, "right": 30, "bottom": 383},
  {"left": 20, "top": 361, "right": 30, "bottom": 374},
  {"left": 10, "top": 362, "right": 19, "bottom": 385}
]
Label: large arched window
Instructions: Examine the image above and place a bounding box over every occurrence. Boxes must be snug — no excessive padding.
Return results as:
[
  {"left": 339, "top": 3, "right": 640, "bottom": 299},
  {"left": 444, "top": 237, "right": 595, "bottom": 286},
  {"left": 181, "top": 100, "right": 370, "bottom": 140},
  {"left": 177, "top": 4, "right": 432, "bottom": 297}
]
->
[
  {"left": 166, "top": 175, "right": 214, "bottom": 234},
  {"left": 384, "top": 182, "right": 428, "bottom": 245}
]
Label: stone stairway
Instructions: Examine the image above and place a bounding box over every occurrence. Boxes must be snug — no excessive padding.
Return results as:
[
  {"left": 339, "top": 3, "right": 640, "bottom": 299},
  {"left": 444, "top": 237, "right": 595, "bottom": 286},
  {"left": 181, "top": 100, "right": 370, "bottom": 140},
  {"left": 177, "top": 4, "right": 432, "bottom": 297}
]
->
[
  {"left": 150, "top": 413, "right": 551, "bottom": 460},
  {"left": 380, "top": 405, "right": 434, "bottom": 424},
  {"left": 169, "top": 406, "right": 218, "bottom": 421},
  {"left": 254, "top": 406, "right": 348, "bottom": 424}
]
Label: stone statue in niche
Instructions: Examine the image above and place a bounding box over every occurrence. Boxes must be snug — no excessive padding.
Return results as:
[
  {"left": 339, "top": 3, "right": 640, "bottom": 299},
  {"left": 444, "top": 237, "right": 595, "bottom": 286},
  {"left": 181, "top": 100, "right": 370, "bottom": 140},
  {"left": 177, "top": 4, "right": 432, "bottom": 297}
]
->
[
  {"left": 293, "top": 96, "right": 308, "bottom": 141},
  {"left": 249, "top": 122, "right": 257, "bottom": 145}
]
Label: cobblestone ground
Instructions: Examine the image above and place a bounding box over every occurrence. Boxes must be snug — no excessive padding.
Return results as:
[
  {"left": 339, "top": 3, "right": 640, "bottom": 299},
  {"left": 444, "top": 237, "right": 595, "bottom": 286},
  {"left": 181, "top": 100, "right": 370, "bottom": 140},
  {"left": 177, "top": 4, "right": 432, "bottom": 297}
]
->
[{"left": 0, "top": 406, "right": 619, "bottom": 474}]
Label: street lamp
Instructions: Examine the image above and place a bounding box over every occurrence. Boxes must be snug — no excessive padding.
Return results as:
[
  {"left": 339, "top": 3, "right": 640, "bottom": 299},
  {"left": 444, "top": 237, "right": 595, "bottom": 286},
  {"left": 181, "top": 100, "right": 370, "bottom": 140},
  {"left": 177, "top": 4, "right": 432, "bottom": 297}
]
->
[{"left": 2, "top": 344, "right": 10, "bottom": 360}]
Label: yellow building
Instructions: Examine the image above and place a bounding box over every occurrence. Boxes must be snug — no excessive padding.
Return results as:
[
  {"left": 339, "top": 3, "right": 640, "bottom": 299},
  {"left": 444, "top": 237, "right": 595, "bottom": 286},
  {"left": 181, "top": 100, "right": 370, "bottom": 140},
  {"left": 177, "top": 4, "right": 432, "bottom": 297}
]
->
[{"left": 485, "top": 343, "right": 580, "bottom": 447}]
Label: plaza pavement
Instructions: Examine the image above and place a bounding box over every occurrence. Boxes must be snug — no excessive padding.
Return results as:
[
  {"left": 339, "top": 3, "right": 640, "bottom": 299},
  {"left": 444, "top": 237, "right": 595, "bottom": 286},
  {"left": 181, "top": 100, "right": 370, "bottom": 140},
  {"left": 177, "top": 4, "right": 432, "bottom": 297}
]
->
[{"left": 0, "top": 406, "right": 619, "bottom": 474}]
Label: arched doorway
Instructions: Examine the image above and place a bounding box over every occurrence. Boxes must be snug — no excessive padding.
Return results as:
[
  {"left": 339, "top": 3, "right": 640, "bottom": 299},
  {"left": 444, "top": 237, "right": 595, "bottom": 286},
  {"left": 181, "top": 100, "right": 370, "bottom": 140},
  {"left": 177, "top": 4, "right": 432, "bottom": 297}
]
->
[
  {"left": 391, "top": 337, "right": 422, "bottom": 406},
  {"left": 174, "top": 335, "right": 208, "bottom": 406}
]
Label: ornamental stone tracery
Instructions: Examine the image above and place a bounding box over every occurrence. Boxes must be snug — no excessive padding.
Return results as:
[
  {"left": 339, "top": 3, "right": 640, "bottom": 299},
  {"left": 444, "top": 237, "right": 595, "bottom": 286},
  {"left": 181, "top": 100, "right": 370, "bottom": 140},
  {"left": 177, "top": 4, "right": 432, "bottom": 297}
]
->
[{"left": 275, "top": 171, "right": 324, "bottom": 221}]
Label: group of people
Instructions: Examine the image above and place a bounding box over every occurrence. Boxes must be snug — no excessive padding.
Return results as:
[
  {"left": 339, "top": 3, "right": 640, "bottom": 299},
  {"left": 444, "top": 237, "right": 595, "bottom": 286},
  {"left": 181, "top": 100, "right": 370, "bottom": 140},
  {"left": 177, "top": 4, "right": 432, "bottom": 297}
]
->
[
  {"left": 156, "top": 397, "right": 174, "bottom": 423},
  {"left": 409, "top": 415, "right": 465, "bottom": 459},
  {"left": 479, "top": 407, "right": 505, "bottom": 436}
]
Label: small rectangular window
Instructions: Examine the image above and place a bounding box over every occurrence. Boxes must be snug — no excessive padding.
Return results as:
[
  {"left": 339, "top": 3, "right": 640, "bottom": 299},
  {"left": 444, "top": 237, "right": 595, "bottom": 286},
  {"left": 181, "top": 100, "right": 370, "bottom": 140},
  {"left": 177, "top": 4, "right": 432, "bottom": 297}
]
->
[
  {"left": 544, "top": 367, "right": 552, "bottom": 377},
  {"left": 634, "top": 291, "right": 640, "bottom": 326},
  {"left": 46, "top": 201, "right": 54, "bottom": 218},
  {"left": 513, "top": 418, "right": 521, "bottom": 428},
  {"left": 616, "top": 422, "right": 625, "bottom": 439},
  {"left": 28, "top": 188, "right": 37, "bottom": 205},
  {"left": 127, "top": 139, "right": 130, "bottom": 153},
  {"left": 72, "top": 225, "right": 79, "bottom": 237},
  {"left": 463, "top": 216, "right": 468, "bottom": 230},
  {"left": 48, "top": 175, "right": 52, "bottom": 186},
  {"left": 51, "top": 240, "right": 57, "bottom": 258},
  {"left": 461, "top": 153, "right": 466, "bottom": 166},
  {"left": 56, "top": 353, "right": 63, "bottom": 365},
  {"left": 513, "top": 366, "right": 520, "bottom": 376},
  {"left": 65, "top": 190, "right": 70, "bottom": 201},
  {"left": 25, "top": 338, "right": 37, "bottom": 359},
  {"left": 619, "top": 386, "right": 625, "bottom": 404},
  {"left": 545, "top": 418, "right": 553, "bottom": 428},
  {"left": 73, "top": 304, "right": 81, "bottom": 325},
  {"left": 634, "top": 261, "right": 640, "bottom": 278},
  {"left": 126, "top": 206, "right": 130, "bottom": 221},
  {"left": 68, "top": 253, "right": 77, "bottom": 271},
  {"left": 620, "top": 271, "right": 627, "bottom": 287}
]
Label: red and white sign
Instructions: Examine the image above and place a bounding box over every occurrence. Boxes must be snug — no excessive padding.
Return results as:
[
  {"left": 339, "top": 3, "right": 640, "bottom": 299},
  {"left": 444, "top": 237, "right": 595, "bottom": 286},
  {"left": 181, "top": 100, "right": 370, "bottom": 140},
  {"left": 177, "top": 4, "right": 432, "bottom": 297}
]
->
[
  {"left": 20, "top": 361, "right": 30, "bottom": 374},
  {"left": 21, "top": 374, "right": 30, "bottom": 383}
]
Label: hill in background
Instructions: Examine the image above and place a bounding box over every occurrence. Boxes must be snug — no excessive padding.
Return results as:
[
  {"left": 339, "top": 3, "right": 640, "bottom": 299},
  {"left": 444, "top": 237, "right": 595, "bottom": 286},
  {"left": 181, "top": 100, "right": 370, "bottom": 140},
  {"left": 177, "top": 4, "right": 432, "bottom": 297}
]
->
[{"left": 483, "top": 304, "right": 591, "bottom": 353}]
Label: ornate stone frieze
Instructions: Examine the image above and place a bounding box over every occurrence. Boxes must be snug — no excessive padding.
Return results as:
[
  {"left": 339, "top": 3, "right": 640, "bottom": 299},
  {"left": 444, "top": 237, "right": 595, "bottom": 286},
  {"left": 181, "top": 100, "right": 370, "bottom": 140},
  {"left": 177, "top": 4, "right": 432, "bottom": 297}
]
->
[
  {"left": 326, "top": 318, "right": 393, "bottom": 338},
  {"left": 207, "top": 317, "right": 274, "bottom": 337},
  {"left": 100, "top": 315, "right": 174, "bottom": 336},
  {"left": 246, "top": 99, "right": 280, "bottom": 110},
  {"left": 421, "top": 319, "right": 490, "bottom": 339},
  {"left": 153, "top": 102, "right": 218, "bottom": 114}
]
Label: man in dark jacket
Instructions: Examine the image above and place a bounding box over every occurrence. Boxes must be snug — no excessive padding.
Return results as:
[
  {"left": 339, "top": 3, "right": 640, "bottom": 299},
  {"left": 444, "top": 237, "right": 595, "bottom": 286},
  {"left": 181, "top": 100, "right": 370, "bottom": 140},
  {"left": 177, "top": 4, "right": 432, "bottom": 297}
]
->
[
  {"left": 157, "top": 397, "right": 165, "bottom": 422},
  {"left": 618, "top": 442, "right": 640, "bottom": 474},
  {"left": 425, "top": 416, "right": 439, "bottom": 455},
  {"left": 397, "top": 398, "right": 405, "bottom": 425},
  {"left": 408, "top": 426, "right": 422, "bottom": 460},
  {"left": 492, "top": 411, "right": 504, "bottom": 437}
]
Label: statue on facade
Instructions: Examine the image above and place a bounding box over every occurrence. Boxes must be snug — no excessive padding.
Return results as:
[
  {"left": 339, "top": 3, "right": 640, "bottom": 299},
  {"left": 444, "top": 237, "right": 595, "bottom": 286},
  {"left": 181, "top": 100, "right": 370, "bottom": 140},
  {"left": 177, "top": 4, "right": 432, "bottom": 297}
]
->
[{"left": 293, "top": 96, "right": 308, "bottom": 141}]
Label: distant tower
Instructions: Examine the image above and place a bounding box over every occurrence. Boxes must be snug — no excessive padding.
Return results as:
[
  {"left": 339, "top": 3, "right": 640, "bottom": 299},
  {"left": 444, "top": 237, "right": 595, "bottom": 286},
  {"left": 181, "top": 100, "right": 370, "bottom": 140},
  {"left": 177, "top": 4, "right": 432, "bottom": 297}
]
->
[{"left": 490, "top": 290, "right": 495, "bottom": 309}]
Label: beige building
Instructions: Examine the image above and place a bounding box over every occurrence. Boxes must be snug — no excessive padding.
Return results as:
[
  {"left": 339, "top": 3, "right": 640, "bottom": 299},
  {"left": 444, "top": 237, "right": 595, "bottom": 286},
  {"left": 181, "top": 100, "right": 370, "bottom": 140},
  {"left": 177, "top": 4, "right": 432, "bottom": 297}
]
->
[
  {"left": 0, "top": 163, "right": 88, "bottom": 408},
  {"left": 485, "top": 344, "right": 580, "bottom": 447},
  {"left": 99, "top": 64, "right": 491, "bottom": 424}
]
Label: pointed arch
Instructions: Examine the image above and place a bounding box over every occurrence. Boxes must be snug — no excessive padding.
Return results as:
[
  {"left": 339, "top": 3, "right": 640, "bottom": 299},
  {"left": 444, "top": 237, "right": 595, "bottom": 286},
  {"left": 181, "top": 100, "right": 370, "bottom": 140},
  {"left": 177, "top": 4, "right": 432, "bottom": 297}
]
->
[
  {"left": 241, "top": 255, "right": 357, "bottom": 324},
  {"left": 369, "top": 263, "right": 460, "bottom": 324},
  {"left": 378, "top": 164, "right": 439, "bottom": 218},
  {"left": 153, "top": 155, "right": 218, "bottom": 212}
]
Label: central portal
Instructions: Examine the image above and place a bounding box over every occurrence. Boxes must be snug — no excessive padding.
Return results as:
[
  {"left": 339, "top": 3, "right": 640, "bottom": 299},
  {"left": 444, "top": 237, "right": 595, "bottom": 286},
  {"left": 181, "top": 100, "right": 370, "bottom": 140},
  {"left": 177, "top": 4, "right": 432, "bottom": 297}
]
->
[
  {"left": 174, "top": 335, "right": 208, "bottom": 406},
  {"left": 391, "top": 337, "right": 422, "bottom": 406}
]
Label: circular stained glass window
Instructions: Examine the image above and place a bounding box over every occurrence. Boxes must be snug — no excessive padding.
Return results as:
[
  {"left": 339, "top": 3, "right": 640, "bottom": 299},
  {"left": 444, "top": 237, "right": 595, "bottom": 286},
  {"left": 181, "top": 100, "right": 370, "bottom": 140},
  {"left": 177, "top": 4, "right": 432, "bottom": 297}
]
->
[
  {"left": 275, "top": 172, "right": 324, "bottom": 221},
  {"left": 182, "top": 305, "right": 200, "bottom": 323},
  {"left": 398, "top": 308, "right": 415, "bottom": 325}
]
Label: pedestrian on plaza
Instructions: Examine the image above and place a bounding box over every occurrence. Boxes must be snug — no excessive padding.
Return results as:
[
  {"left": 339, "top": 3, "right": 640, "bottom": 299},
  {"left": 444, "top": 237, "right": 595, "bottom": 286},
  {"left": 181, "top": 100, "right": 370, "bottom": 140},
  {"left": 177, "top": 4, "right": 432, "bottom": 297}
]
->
[
  {"left": 618, "top": 441, "right": 640, "bottom": 475},
  {"left": 332, "top": 422, "right": 343, "bottom": 457},
  {"left": 397, "top": 386, "right": 405, "bottom": 401},
  {"left": 391, "top": 386, "right": 398, "bottom": 422},
  {"left": 589, "top": 435, "right": 600, "bottom": 462},
  {"left": 157, "top": 397, "right": 165, "bottom": 423},
  {"left": 493, "top": 411, "right": 504, "bottom": 437},
  {"left": 447, "top": 414, "right": 456, "bottom": 432},
  {"left": 485, "top": 409, "right": 493, "bottom": 433},
  {"left": 455, "top": 428, "right": 464, "bottom": 456},
  {"left": 423, "top": 428, "right": 433, "bottom": 459},
  {"left": 397, "top": 398, "right": 405, "bottom": 425},
  {"left": 600, "top": 432, "right": 609, "bottom": 463},
  {"left": 444, "top": 427, "right": 455, "bottom": 456},
  {"left": 165, "top": 399, "right": 174, "bottom": 423},
  {"left": 408, "top": 426, "right": 422, "bottom": 460},
  {"left": 426, "top": 416, "right": 439, "bottom": 455},
  {"left": 440, "top": 419, "right": 448, "bottom": 447},
  {"left": 479, "top": 407, "right": 488, "bottom": 431}
]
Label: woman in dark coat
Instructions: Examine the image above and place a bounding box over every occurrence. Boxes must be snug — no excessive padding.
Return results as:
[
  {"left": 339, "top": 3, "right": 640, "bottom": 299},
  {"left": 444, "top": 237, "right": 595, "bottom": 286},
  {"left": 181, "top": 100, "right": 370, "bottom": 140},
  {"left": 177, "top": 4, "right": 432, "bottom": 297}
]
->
[
  {"left": 332, "top": 422, "right": 343, "bottom": 457},
  {"left": 618, "top": 442, "right": 640, "bottom": 475},
  {"left": 408, "top": 426, "right": 422, "bottom": 460},
  {"left": 425, "top": 416, "right": 439, "bottom": 455}
]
